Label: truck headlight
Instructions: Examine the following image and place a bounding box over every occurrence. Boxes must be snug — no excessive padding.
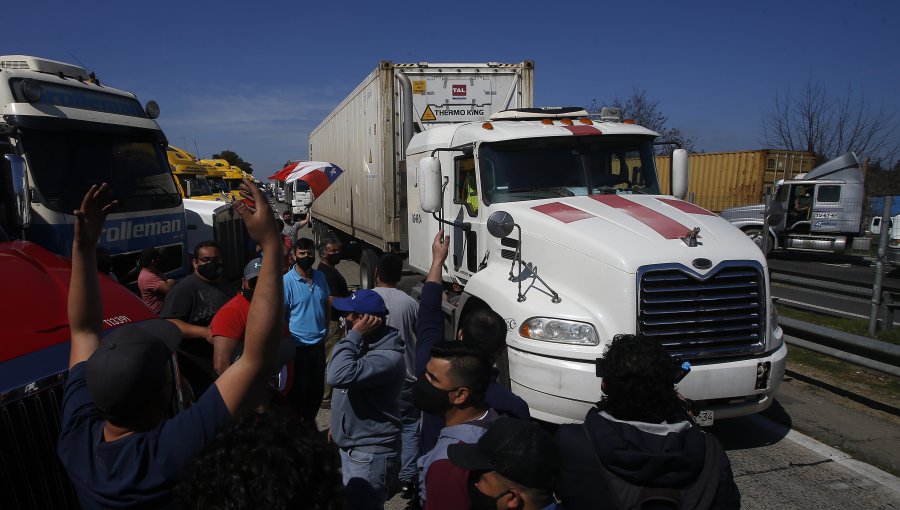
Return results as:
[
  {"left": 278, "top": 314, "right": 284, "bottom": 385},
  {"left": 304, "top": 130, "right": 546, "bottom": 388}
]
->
[{"left": 519, "top": 317, "right": 599, "bottom": 346}]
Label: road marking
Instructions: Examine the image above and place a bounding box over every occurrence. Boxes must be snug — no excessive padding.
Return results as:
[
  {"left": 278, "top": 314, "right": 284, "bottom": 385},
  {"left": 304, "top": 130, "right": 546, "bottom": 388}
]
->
[
  {"left": 775, "top": 297, "right": 900, "bottom": 326},
  {"left": 749, "top": 414, "right": 900, "bottom": 494}
]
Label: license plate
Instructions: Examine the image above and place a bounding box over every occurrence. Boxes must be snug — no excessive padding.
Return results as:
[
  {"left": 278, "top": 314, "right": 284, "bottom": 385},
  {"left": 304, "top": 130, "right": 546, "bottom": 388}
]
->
[{"left": 693, "top": 410, "right": 714, "bottom": 427}]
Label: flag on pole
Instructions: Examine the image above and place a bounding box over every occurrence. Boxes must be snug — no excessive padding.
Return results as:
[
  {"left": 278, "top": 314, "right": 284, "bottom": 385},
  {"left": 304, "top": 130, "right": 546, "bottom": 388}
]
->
[{"left": 269, "top": 161, "right": 344, "bottom": 199}]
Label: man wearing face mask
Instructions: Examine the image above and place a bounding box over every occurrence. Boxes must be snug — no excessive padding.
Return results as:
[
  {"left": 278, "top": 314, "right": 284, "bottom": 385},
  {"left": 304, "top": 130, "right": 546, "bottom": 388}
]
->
[
  {"left": 326, "top": 289, "right": 405, "bottom": 509},
  {"left": 284, "top": 237, "right": 331, "bottom": 421},
  {"left": 449, "top": 417, "right": 563, "bottom": 510},
  {"left": 318, "top": 236, "right": 350, "bottom": 407},
  {"left": 209, "top": 258, "right": 261, "bottom": 375},
  {"left": 415, "top": 341, "right": 497, "bottom": 510},
  {"left": 161, "top": 240, "right": 236, "bottom": 397}
]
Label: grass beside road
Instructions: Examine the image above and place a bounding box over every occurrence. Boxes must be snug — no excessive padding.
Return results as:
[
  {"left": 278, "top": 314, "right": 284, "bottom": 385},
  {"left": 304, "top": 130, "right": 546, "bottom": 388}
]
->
[
  {"left": 777, "top": 305, "right": 900, "bottom": 409},
  {"left": 777, "top": 305, "right": 900, "bottom": 346}
]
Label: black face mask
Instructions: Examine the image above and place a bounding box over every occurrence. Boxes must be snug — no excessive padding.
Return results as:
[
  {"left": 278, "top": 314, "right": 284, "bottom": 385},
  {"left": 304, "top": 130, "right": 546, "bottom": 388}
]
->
[
  {"left": 326, "top": 253, "right": 341, "bottom": 265},
  {"left": 467, "top": 473, "right": 511, "bottom": 510},
  {"left": 412, "top": 376, "right": 454, "bottom": 416},
  {"left": 241, "top": 288, "right": 254, "bottom": 302},
  {"left": 296, "top": 256, "right": 315, "bottom": 270},
  {"left": 197, "top": 260, "right": 223, "bottom": 280}
]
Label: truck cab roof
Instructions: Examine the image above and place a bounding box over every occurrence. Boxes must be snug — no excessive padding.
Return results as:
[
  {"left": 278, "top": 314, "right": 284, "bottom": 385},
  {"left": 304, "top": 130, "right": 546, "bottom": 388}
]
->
[{"left": 407, "top": 118, "right": 658, "bottom": 155}]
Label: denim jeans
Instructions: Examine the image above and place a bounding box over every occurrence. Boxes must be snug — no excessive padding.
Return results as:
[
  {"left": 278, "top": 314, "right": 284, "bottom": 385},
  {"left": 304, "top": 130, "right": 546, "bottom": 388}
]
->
[
  {"left": 340, "top": 447, "right": 400, "bottom": 510},
  {"left": 399, "top": 380, "right": 421, "bottom": 482}
]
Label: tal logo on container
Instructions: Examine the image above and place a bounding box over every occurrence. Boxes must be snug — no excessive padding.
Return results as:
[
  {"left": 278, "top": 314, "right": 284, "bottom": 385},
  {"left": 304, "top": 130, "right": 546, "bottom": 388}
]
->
[{"left": 452, "top": 84, "right": 466, "bottom": 97}]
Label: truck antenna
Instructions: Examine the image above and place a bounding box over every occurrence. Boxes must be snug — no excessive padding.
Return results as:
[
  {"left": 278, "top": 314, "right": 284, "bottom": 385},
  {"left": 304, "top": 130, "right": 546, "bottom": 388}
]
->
[
  {"left": 194, "top": 140, "right": 201, "bottom": 159},
  {"left": 68, "top": 53, "right": 92, "bottom": 73}
]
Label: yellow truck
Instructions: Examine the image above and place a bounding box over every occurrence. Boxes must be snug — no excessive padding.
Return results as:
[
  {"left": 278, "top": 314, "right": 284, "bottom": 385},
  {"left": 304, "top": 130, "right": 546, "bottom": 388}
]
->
[
  {"left": 200, "top": 158, "right": 246, "bottom": 200},
  {"left": 167, "top": 146, "right": 220, "bottom": 200}
]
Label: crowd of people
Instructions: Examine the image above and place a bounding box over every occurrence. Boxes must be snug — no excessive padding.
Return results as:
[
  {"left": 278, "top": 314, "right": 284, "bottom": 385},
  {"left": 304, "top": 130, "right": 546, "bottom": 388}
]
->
[{"left": 60, "top": 180, "right": 740, "bottom": 510}]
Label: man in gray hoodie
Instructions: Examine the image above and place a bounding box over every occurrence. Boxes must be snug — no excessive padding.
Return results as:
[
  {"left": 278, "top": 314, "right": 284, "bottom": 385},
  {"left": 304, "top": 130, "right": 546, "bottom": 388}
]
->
[{"left": 326, "top": 289, "right": 405, "bottom": 510}]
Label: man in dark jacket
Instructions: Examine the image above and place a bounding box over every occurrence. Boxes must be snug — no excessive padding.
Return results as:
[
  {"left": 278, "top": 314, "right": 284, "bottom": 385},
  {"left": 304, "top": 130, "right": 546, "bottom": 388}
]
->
[
  {"left": 554, "top": 334, "right": 741, "bottom": 510},
  {"left": 415, "top": 230, "right": 530, "bottom": 455},
  {"left": 327, "top": 289, "right": 405, "bottom": 510}
]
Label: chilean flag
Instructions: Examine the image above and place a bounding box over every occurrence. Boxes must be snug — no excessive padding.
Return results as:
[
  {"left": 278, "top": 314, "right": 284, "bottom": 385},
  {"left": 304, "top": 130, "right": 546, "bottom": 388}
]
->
[{"left": 269, "top": 161, "right": 344, "bottom": 199}]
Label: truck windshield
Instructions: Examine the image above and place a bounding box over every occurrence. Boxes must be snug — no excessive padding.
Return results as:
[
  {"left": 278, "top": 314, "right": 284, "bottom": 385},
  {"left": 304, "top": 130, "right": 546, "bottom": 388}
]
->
[
  {"left": 478, "top": 136, "right": 660, "bottom": 205},
  {"left": 20, "top": 128, "right": 180, "bottom": 213},
  {"left": 177, "top": 175, "right": 215, "bottom": 196},
  {"left": 208, "top": 176, "right": 229, "bottom": 194}
]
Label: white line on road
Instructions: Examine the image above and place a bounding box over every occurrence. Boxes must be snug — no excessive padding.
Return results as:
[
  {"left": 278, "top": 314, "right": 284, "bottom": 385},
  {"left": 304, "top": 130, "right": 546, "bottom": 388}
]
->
[{"left": 748, "top": 413, "right": 900, "bottom": 495}]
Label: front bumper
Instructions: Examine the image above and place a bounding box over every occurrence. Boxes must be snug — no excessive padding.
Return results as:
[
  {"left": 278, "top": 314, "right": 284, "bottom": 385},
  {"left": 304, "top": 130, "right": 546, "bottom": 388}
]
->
[{"left": 508, "top": 333, "right": 788, "bottom": 424}]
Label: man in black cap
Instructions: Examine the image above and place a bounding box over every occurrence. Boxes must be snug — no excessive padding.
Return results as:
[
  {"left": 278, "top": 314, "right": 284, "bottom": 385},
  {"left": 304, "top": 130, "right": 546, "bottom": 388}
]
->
[
  {"left": 57, "top": 181, "right": 285, "bottom": 510},
  {"left": 448, "top": 417, "right": 562, "bottom": 510},
  {"left": 210, "top": 258, "right": 262, "bottom": 375}
]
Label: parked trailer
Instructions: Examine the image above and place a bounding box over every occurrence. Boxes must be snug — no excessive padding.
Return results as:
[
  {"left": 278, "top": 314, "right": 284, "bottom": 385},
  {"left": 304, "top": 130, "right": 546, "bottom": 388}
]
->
[
  {"left": 308, "top": 61, "right": 534, "bottom": 286},
  {"left": 656, "top": 149, "right": 815, "bottom": 213}
]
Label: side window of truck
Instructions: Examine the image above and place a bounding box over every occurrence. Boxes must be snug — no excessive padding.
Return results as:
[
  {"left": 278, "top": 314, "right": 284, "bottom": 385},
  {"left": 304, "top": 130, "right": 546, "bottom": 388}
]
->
[
  {"left": 454, "top": 156, "right": 478, "bottom": 217},
  {"left": 816, "top": 185, "right": 841, "bottom": 203}
]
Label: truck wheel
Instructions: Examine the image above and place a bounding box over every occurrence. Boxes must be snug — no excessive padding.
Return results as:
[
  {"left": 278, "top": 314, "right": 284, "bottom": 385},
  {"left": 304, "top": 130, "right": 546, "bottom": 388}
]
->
[
  {"left": 312, "top": 221, "right": 328, "bottom": 248},
  {"left": 743, "top": 227, "right": 773, "bottom": 257},
  {"left": 359, "top": 249, "right": 378, "bottom": 289}
]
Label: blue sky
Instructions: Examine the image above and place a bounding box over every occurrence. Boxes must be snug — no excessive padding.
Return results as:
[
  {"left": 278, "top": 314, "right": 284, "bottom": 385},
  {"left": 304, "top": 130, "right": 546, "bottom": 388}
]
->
[{"left": 7, "top": 1, "right": 898, "bottom": 174}]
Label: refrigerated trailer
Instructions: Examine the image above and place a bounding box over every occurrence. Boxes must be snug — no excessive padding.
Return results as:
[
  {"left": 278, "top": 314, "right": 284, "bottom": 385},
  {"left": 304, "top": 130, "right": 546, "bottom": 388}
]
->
[{"left": 309, "top": 61, "right": 534, "bottom": 286}]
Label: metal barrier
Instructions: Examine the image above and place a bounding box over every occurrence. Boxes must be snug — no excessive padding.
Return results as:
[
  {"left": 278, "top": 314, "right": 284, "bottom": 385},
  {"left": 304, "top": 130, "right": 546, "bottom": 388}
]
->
[{"left": 778, "top": 316, "right": 900, "bottom": 377}]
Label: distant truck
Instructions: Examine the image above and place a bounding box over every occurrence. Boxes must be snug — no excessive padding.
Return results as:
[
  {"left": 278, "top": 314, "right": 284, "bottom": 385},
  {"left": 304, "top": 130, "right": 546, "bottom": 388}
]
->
[
  {"left": 720, "top": 152, "right": 864, "bottom": 256},
  {"left": 0, "top": 55, "right": 187, "bottom": 283},
  {"left": 887, "top": 214, "right": 900, "bottom": 268},
  {"left": 310, "top": 61, "right": 785, "bottom": 425}
]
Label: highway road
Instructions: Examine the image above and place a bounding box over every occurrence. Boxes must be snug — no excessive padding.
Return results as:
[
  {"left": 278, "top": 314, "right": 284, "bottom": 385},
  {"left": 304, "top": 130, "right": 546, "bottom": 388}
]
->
[{"left": 292, "top": 224, "right": 900, "bottom": 509}]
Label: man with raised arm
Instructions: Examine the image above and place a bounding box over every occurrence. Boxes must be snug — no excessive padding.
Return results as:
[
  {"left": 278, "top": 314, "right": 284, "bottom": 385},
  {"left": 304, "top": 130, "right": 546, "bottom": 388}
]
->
[{"left": 57, "top": 181, "right": 284, "bottom": 510}]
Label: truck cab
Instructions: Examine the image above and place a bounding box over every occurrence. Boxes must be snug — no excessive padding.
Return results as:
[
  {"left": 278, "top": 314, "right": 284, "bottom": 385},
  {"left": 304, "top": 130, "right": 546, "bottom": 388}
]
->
[
  {"left": 408, "top": 107, "right": 785, "bottom": 424},
  {"left": 721, "top": 152, "right": 864, "bottom": 255},
  {"left": 0, "top": 55, "right": 186, "bottom": 283},
  {"left": 167, "top": 145, "right": 219, "bottom": 200}
]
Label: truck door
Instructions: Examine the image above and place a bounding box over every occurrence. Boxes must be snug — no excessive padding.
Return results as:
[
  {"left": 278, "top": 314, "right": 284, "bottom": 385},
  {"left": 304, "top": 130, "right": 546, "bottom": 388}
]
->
[
  {"left": 810, "top": 184, "right": 842, "bottom": 233},
  {"left": 786, "top": 184, "right": 812, "bottom": 231},
  {"left": 452, "top": 154, "right": 479, "bottom": 275}
]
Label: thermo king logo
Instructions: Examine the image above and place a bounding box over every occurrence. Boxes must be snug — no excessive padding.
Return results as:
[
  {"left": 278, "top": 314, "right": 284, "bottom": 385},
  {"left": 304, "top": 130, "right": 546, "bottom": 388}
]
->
[{"left": 452, "top": 84, "right": 466, "bottom": 97}]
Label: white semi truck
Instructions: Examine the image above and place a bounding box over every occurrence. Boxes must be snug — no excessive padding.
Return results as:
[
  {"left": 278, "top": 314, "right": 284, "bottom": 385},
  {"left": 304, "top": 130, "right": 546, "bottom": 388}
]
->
[{"left": 310, "top": 61, "right": 785, "bottom": 424}]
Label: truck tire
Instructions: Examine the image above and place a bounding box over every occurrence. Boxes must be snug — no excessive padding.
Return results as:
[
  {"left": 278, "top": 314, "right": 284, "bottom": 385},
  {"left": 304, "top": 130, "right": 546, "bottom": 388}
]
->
[
  {"left": 359, "top": 248, "right": 378, "bottom": 289},
  {"left": 312, "top": 221, "right": 328, "bottom": 249},
  {"left": 743, "top": 227, "right": 773, "bottom": 257}
]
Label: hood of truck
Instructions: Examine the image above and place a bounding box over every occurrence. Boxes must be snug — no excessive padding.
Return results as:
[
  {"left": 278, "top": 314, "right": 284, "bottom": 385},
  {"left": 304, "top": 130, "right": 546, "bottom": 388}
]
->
[
  {"left": 492, "top": 194, "right": 765, "bottom": 274},
  {"left": 0, "top": 241, "right": 156, "bottom": 377}
]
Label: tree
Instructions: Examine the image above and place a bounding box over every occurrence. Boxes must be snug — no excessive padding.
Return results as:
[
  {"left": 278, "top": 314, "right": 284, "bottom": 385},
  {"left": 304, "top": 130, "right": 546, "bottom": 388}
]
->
[
  {"left": 211, "top": 150, "right": 254, "bottom": 174},
  {"left": 589, "top": 89, "right": 695, "bottom": 153},
  {"left": 761, "top": 79, "right": 899, "bottom": 164}
]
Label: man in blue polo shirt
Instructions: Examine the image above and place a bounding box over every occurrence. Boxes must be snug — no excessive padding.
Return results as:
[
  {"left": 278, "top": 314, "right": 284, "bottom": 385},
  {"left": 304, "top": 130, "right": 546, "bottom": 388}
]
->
[{"left": 284, "top": 236, "right": 330, "bottom": 421}]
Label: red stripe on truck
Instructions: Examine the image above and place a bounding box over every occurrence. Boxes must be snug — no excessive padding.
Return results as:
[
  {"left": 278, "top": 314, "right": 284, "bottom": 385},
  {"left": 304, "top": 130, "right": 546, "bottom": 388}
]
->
[
  {"left": 656, "top": 198, "right": 716, "bottom": 216},
  {"left": 562, "top": 125, "right": 602, "bottom": 136},
  {"left": 532, "top": 202, "right": 595, "bottom": 223},
  {"left": 589, "top": 195, "right": 689, "bottom": 239}
]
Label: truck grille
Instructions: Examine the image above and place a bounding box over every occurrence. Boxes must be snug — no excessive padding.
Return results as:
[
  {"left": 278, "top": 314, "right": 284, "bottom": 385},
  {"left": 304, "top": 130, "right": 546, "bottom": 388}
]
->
[
  {"left": 0, "top": 379, "right": 80, "bottom": 509},
  {"left": 213, "top": 206, "right": 249, "bottom": 281},
  {"left": 110, "top": 242, "right": 184, "bottom": 283},
  {"left": 637, "top": 262, "right": 766, "bottom": 359}
]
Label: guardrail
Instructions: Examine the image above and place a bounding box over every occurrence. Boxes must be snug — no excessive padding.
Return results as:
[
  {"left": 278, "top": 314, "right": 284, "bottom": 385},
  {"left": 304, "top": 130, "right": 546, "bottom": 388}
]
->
[{"left": 778, "top": 316, "right": 900, "bottom": 377}]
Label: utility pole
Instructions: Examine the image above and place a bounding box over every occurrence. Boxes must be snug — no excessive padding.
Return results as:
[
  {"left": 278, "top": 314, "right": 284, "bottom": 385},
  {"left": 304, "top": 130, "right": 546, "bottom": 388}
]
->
[{"left": 869, "top": 195, "right": 893, "bottom": 336}]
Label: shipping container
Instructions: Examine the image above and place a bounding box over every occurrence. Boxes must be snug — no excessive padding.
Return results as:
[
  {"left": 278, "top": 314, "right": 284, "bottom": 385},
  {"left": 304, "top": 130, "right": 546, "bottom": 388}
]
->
[
  {"left": 308, "top": 61, "right": 534, "bottom": 254},
  {"left": 656, "top": 150, "right": 815, "bottom": 212}
]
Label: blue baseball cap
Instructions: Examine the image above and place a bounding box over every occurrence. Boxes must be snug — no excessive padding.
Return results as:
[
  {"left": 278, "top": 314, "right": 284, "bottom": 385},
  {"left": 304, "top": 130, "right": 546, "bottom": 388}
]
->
[{"left": 332, "top": 289, "right": 387, "bottom": 316}]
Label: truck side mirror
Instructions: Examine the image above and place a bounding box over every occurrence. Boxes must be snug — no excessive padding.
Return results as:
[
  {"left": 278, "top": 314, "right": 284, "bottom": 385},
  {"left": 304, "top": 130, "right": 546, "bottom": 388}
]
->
[
  {"left": 185, "top": 180, "right": 192, "bottom": 198},
  {"left": 3, "top": 154, "right": 31, "bottom": 228},
  {"left": 765, "top": 200, "right": 784, "bottom": 226},
  {"left": 419, "top": 156, "right": 442, "bottom": 213},
  {"left": 487, "top": 211, "right": 515, "bottom": 238},
  {"left": 671, "top": 149, "right": 688, "bottom": 199}
]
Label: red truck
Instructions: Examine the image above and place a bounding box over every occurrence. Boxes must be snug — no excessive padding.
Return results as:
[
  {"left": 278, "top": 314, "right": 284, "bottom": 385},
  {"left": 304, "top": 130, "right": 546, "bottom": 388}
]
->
[{"left": 0, "top": 240, "right": 159, "bottom": 509}]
